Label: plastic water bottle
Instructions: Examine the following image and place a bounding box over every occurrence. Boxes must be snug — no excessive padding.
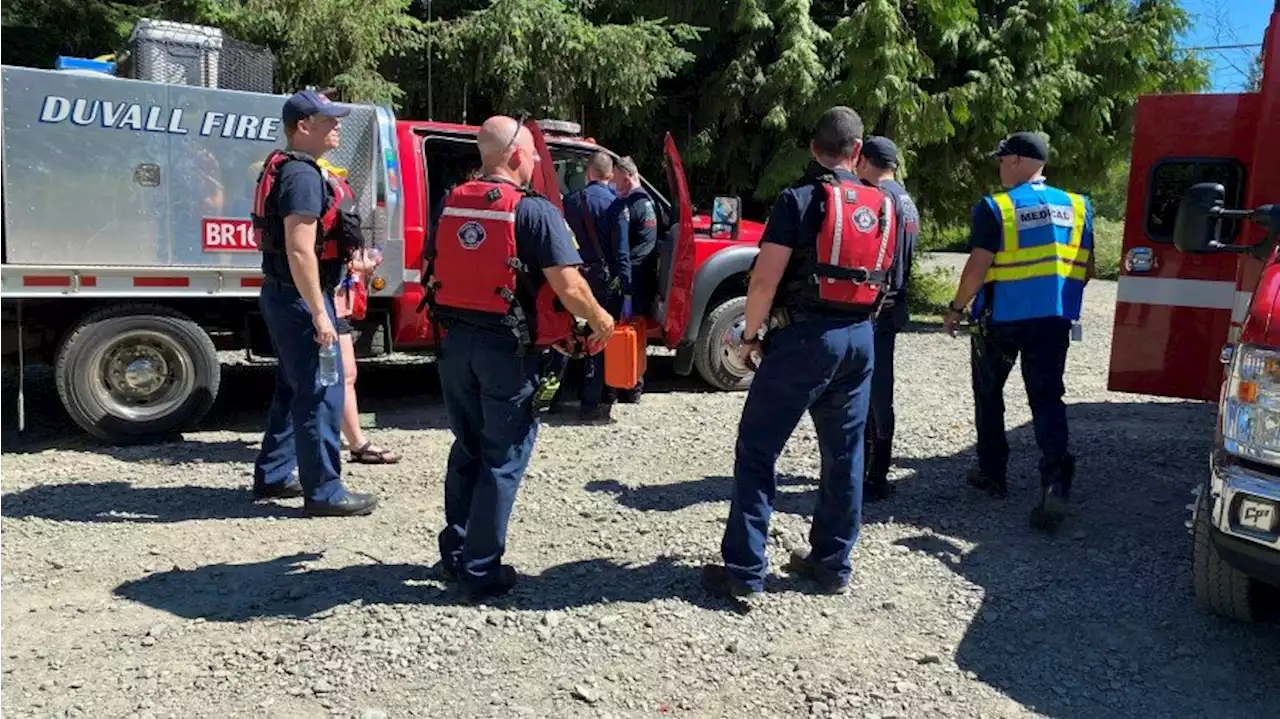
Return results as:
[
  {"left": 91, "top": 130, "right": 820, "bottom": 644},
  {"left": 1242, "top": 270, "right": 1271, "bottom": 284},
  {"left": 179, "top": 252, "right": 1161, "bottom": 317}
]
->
[{"left": 318, "top": 342, "right": 340, "bottom": 386}]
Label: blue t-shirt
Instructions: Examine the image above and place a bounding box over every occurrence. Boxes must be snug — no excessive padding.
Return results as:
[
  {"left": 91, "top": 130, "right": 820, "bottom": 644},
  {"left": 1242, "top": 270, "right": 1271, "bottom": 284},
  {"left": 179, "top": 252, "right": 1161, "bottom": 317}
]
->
[
  {"left": 426, "top": 185, "right": 582, "bottom": 334},
  {"left": 966, "top": 199, "right": 1003, "bottom": 254},
  {"left": 261, "top": 158, "right": 343, "bottom": 289}
]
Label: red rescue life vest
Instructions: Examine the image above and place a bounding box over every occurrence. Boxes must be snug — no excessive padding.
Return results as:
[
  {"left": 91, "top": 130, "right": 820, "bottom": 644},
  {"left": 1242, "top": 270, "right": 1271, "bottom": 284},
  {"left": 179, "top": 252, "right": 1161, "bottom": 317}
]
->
[
  {"left": 425, "top": 179, "right": 579, "bottom": 353},
  {"left": 783, "top": 175, "right": 896, "bottom": 314},
  {"left": 251, "top": 149, "right": 353, "bottom": 261}
]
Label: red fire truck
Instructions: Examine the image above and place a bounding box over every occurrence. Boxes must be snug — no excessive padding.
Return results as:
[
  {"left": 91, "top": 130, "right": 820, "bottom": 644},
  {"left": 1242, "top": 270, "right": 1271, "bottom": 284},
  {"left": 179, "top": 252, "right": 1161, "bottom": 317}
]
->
[
  {"left": 0, "top": 64, "right": 765, "bottom": 444},
  {"left": 1108, "top": 3, "right": 1280, "bottom": 621}
]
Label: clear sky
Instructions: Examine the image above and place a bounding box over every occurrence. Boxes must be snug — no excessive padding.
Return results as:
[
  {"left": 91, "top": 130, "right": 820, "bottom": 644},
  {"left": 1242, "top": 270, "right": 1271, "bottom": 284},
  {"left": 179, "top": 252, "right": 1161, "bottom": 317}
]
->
[{"left": 1178, "top": 0, "right": 1273, "bottom": 91}]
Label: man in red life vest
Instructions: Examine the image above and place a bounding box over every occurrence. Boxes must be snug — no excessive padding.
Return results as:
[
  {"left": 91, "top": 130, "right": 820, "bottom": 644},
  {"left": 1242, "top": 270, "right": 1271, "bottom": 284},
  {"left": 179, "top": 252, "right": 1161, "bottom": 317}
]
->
[
  {"left": 704, "top": 106, "right": 896, "bottom": 600},
  {"left": 424, "top": 115, "right": 614, "bottom": 601},
  {"left": 249, "top": 90, "right": 378, "bottom": 517}
]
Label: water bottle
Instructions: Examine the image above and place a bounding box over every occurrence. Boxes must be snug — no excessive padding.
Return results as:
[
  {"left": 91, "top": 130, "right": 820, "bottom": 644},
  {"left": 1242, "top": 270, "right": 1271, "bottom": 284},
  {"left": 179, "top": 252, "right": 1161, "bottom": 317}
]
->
[
  {"left": 1070, "top": 321, "right": 1083, "bottom": 342},
  {"left": 318, "top": 342, "right": 340, "bottom": 386}
]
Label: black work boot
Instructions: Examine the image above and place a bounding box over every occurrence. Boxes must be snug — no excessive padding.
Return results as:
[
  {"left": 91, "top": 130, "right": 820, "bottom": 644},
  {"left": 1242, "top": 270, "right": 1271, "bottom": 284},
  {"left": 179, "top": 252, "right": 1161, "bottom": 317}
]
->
[
  {"left": 252, "top": 470, "right": 304, "bottom": 500},
  {"left": 700, "top": 564, "right": 762, "bottom": 601},
  {"left": 1029, "top": 482, "right": 1070, "bottom": 531},
  {"left": 966, "top": 467, "right": 1008, "bottom": 499},
  {"left": 783, "top": 549, "right": 851, "bottom": 595},
  {"left": 576, "top": 403, "right": 614, "bottom": 424},
  {"left": 864, "top": 436, "right": 895, "bottom": 502}
]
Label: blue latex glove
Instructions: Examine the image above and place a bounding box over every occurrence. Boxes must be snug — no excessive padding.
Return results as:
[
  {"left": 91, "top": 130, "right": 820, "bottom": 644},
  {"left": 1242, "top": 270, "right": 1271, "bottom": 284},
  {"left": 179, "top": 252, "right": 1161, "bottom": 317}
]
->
[{"left": 621, "top": 295, "right": 633, "bottom": 322}]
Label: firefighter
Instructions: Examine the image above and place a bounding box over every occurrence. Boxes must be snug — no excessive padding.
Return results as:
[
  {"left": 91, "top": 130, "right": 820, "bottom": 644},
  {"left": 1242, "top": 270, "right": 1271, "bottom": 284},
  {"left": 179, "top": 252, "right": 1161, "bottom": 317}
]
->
[
  {"left": 249, "top": 90, "right": 379, "bottom": 518},
  {"left": 607, "top": 155, "right": 659, "bottom": 403},
  {"left": 855, "top": 137, "right": 920, "bottom": 502},
  {"left": 703, "top": 106, "right": 897, "bottom": 599},
  {"left": 563, "top": 151, "right": 629, "bottom": 422},
  {"left": 941, "top": 132, "right": 1095, "bottom": 532},
  {"left": 424, "top": 115, "right": 614, "bottom": 600}
]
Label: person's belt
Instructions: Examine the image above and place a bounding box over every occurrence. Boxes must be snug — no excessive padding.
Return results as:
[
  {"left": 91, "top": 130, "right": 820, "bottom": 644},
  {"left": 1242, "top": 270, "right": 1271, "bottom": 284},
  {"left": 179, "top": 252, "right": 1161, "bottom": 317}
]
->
[{"left": 771, "top": 306, "right": 871, "bottom": 328}]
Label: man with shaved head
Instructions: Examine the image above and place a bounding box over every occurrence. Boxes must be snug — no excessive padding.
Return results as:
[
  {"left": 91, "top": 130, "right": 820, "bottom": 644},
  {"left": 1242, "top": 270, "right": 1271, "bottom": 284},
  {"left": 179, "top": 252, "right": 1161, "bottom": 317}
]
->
[
  {"left": 563, "top": 150, "right": 629, "bottom": 422},
  {"left": 424, "top": 115, "right": 614, "bottom": 601}
]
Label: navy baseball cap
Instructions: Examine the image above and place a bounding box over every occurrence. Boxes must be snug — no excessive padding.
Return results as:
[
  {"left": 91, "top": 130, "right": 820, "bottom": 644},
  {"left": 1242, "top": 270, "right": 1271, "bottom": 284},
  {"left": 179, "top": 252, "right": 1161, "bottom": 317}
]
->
[
  {"left": 990, "top": 132, "right": 1049, "bottom": 161},
  {"left": 282, "top": 90, "right": 351, "bottom": 124},
  {"left": 862, "top": 136, "right": 900, "bottom": 168}
]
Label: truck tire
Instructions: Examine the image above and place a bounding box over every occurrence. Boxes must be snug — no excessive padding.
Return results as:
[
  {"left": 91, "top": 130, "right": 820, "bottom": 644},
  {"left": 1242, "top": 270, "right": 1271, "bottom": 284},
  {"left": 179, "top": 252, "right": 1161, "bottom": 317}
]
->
[
  {"left": 55, "top": 304, "right": 220, "bottom": 444},
  {"left": 1191, "top": 488, "right": 1264, "bottom": 622},
  {"left": 693, "top": 296, "right": 753, "bottom": 392}
]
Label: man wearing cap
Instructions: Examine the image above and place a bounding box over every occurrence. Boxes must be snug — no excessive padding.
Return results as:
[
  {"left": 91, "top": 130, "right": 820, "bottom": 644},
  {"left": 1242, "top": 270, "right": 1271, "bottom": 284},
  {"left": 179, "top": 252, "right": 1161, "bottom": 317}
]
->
[
  {"left": 607, "top": 155, "right": 659, "bottom": 403},
  {"left": 854, "top": 136, "right": 920, "bottom": 502},
  {"left": 249, "top": 90, "right": 379, "bottom": 517},
  {"left": 942, "top": 132, "right": 1095, "bottom": 531}
]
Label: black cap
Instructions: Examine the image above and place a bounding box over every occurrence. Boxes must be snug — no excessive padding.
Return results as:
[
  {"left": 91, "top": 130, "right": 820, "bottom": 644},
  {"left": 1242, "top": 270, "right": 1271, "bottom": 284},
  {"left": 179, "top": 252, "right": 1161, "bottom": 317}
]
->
[
  {"left": 991, "top": 132, "right": 1048, "bottom": 161},
  {"left": 282, "top": 90, "right": 351, "bottom": 124},
  {"left": 861, "top": 136, "right": 899, "bottom": 169}
]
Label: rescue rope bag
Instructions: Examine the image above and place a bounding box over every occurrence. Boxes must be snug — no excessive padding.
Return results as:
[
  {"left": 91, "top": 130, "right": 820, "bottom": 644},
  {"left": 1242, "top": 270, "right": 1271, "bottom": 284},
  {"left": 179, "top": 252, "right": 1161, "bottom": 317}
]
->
[
  {"left": 250, "top": 149, "right": 363, "bottom": 263},
  {"left": 785, "top": 173, "right": 897, "bottom": 315},
  {"left": 423, "top": 179, "right": 583, "bottom": 355}
]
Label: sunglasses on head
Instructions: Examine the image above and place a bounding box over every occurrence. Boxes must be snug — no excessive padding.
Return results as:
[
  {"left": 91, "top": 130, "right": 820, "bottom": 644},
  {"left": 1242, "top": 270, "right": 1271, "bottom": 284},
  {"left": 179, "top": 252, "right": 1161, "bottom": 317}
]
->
[{"left": 502, "top": 111, "right": 530, "bottom": 158}]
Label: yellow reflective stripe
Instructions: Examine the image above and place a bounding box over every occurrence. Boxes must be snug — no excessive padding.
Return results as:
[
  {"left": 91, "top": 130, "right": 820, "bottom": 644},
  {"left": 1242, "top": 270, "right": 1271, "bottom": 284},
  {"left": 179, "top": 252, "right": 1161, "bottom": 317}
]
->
[
  {"left": 1067, "top": 192, "right": 1086, "bottom": 248},
  {"left": 992, "top": 193, "right": 1018, "bottom": 253},
  {"left": 992, "top": 242, "right": 1091, "bottom": 266},
  {"left": 985, "top": 258, "right": 1089, "bottom": 283}
]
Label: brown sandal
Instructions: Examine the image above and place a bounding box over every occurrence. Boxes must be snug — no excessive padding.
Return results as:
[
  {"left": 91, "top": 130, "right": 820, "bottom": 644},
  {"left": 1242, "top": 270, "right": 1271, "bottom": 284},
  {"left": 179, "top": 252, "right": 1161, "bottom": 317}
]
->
[{"left": 350, "top": 441, "right": 401, "bottom": 464}]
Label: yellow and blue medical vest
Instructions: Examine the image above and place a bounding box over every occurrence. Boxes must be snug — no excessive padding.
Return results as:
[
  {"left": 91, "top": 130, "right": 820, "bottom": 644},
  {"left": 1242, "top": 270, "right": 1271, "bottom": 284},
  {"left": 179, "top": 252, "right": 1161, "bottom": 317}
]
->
[{"left": 975, "top": 181, "right": 1092, "bottom": 323}]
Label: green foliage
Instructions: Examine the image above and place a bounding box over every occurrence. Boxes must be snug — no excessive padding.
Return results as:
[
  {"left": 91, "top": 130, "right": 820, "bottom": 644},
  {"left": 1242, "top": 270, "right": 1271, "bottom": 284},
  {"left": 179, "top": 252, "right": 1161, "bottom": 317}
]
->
[
  {"left": 2, "top": 0, "right": 1209, "bottom": 228},
  {"left": 1092, "top": 217, "right": 1123, "bottom": 281},
  {"left": 906, "top": 264, "right": 956, "bottom": 321},
  {"left": 194, "top": 0, "right": 426, "bottom": 105}
]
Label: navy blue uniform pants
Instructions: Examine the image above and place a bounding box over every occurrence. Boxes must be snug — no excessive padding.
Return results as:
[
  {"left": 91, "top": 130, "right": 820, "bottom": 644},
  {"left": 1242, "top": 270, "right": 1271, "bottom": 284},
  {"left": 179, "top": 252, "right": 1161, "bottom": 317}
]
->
[
  {"left": 437, "top": 322, "right": 541, "bottom": 588},
  {"left": 579, "top": 265, "right": 621, "bottom": 408},
  {"left": 865, "top": 325, "right": 897, "bottom": 483},
  {"left": 722, "top": 317, "right": 875, "bottom": 592},
  {"left": 971, "top": 316, "right": 1074, "bottom": 486},
  {"left": 253, "top": 277, "right": 347, "bottom": 503}
]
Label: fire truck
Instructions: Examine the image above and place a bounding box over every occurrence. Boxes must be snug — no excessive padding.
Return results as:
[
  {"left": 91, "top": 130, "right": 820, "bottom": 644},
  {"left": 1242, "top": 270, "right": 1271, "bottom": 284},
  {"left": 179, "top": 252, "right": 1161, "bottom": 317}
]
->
[
  {"left": 1108, "top": 3, "right": 1280, "bottom": 621},
  {"left": 0, "top": 64, "right": 765, "bottom": 444}
]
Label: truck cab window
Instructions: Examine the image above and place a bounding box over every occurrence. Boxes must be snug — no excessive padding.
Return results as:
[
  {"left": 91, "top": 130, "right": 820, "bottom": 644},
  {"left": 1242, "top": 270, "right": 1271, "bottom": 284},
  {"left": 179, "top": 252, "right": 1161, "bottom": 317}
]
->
[{"left": 1145, "top": 158, "right": 1247, "bottom": 243}]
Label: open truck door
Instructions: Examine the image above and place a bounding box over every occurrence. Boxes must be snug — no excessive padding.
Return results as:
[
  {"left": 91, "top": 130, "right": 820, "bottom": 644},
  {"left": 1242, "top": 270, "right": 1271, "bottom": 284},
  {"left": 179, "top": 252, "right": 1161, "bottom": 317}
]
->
[
  {"left": 525, "top": 118, "right": 563, "bottom": 213},
  {"left": 1107, "top": 93, "right": 1252, "bottom": 401},
  {"left": 658, "top": 132, "right": 697, "bottom": 348}
]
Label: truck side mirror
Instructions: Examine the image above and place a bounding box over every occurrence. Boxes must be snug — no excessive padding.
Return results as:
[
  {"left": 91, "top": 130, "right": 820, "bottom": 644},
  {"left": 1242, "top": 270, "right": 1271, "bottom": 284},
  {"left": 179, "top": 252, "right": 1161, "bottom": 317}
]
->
[
  {"left": 1173, "top": 182, "right": 1226, "bottom": 253},
  {"left": 711, "top": 195, "right": 741, "bottom": 240}
]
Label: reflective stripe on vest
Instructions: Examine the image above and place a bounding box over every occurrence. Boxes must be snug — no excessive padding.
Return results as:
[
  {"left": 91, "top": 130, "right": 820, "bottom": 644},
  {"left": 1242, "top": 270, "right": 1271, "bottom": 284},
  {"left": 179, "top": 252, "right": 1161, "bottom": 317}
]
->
[{"left": 981, "top": 182, "right": 1091, "bottom": 322}]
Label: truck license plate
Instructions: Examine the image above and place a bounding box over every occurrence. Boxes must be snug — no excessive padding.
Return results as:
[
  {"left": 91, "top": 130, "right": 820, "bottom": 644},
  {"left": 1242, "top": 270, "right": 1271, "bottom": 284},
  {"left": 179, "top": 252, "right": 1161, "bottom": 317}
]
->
[{"left": 1239, "top": 498, "right": 1277, "bottom": 532}]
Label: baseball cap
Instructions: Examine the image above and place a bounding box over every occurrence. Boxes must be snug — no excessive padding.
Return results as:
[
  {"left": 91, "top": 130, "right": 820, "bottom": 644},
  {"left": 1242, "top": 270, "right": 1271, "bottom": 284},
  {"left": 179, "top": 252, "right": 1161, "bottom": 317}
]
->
[
  {"left": 990, "top": 132, "right": 1049, "bottom": 161},
  {"left": 282, "top": 90, "right": 351, "bottom": 124},
  {"left": 862, "top": 136, "right": 900, "bottom": 168},
  {"left": 616, "top": 155, "right": 640, "bottom": 177}
]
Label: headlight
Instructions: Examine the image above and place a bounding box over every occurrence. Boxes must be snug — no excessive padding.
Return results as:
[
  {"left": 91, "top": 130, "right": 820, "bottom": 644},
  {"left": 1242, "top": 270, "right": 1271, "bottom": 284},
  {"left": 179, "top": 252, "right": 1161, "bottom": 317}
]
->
[{"left": 1222, "top": 344, "right": 1280, "bottom": 466}]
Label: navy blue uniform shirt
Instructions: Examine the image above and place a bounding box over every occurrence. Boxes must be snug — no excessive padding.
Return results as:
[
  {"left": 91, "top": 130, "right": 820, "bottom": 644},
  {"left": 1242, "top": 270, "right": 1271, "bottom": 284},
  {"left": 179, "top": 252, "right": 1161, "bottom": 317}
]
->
[
  {"left": 606, "top": 189, "right": 658, "bottom": 295},
  {"left": 868, "top": 178, "right": 920, "bottom": 329},
  {"left": 426, "top": 184, "right": 583, "bottom": 332},
  {"left": 261, "top": 158, "right": 344, "bottom": 289},
  {"left": 966, "top": 198, "right": 1003, "bottom": 254},
  {"left": 564, "top": 181, "right": 628, "bottom": 286}
]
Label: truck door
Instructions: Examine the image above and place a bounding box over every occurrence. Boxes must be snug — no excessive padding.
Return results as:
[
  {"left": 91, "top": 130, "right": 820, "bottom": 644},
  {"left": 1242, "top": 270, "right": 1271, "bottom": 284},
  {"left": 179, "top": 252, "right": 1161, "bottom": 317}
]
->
[
  {"left": 659, "top": 133, "right": 696, "bottom": 348},
  {"left": 525, "top": 119, "right": 562, "bottom": 213},
  {"left": 1107, "top": 93, "right": 1250, "bottom": 401}
]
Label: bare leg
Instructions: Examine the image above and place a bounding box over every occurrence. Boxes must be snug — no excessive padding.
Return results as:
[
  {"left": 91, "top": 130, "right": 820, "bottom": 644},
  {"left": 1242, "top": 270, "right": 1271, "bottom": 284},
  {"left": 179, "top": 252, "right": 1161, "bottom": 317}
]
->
[{"left": 339, "top": 332, "right": 367, "bottom": 450}]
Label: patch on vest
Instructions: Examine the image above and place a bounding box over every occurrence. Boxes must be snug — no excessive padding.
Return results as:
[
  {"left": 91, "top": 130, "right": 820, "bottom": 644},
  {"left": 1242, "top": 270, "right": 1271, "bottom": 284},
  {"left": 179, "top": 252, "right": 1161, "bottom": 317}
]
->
[
  {"left": 852, "top": 206, "right": 877, "bottom": 232},
  {"left": 457, "top": 221, "right": 487, "bottom": 250},
  {"left": 844, "top": 188, "right": 859, "bottom": 203},
  {"left": 485, "top": 188, "right": 502, "bottom": 202}
]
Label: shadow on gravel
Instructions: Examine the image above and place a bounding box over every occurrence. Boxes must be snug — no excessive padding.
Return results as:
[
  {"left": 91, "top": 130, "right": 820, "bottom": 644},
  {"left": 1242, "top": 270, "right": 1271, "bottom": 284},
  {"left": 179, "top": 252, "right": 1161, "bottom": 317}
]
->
[
  {"left": 113, "top": 552, "right": 739, "bottom": 619},
  {"left": 585, "top": 398, "right": 1280, "bottom": 718},
  {"left": 1, "top": 482, "right": 290, "bottom": 523}
]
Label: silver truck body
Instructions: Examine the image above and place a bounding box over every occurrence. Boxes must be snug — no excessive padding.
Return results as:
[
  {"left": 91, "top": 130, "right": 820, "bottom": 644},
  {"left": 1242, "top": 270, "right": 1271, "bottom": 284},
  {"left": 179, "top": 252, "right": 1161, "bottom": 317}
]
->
[{"left": 1, "top": 65, "right": 405, "bottom": 298}]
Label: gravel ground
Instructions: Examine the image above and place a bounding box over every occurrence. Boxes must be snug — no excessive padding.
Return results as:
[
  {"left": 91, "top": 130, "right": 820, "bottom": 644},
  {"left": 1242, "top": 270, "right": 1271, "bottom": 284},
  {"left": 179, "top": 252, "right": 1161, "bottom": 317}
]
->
[{"left": 4, "top": 274, "right": 1279, "bottom": 719}]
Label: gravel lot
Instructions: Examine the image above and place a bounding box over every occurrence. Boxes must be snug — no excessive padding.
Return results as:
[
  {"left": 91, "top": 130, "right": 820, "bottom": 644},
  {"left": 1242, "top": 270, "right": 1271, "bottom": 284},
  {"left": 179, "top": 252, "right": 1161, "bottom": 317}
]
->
[{"left": 4, "top": 268, "right": 1279, "bottom": 719}]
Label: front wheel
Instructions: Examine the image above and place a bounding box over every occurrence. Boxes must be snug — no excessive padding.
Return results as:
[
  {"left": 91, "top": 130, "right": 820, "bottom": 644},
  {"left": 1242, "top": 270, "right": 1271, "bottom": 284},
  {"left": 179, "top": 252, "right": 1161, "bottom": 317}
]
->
[
  {"left": 693, "top": 296, "right": 753, "bottom": 392},
  {"left": 55, "top": 304, "right": 221, "bottom": 444},
  {"left": 1191, "top": 487, "right": 1268, "bottom": 622}
]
